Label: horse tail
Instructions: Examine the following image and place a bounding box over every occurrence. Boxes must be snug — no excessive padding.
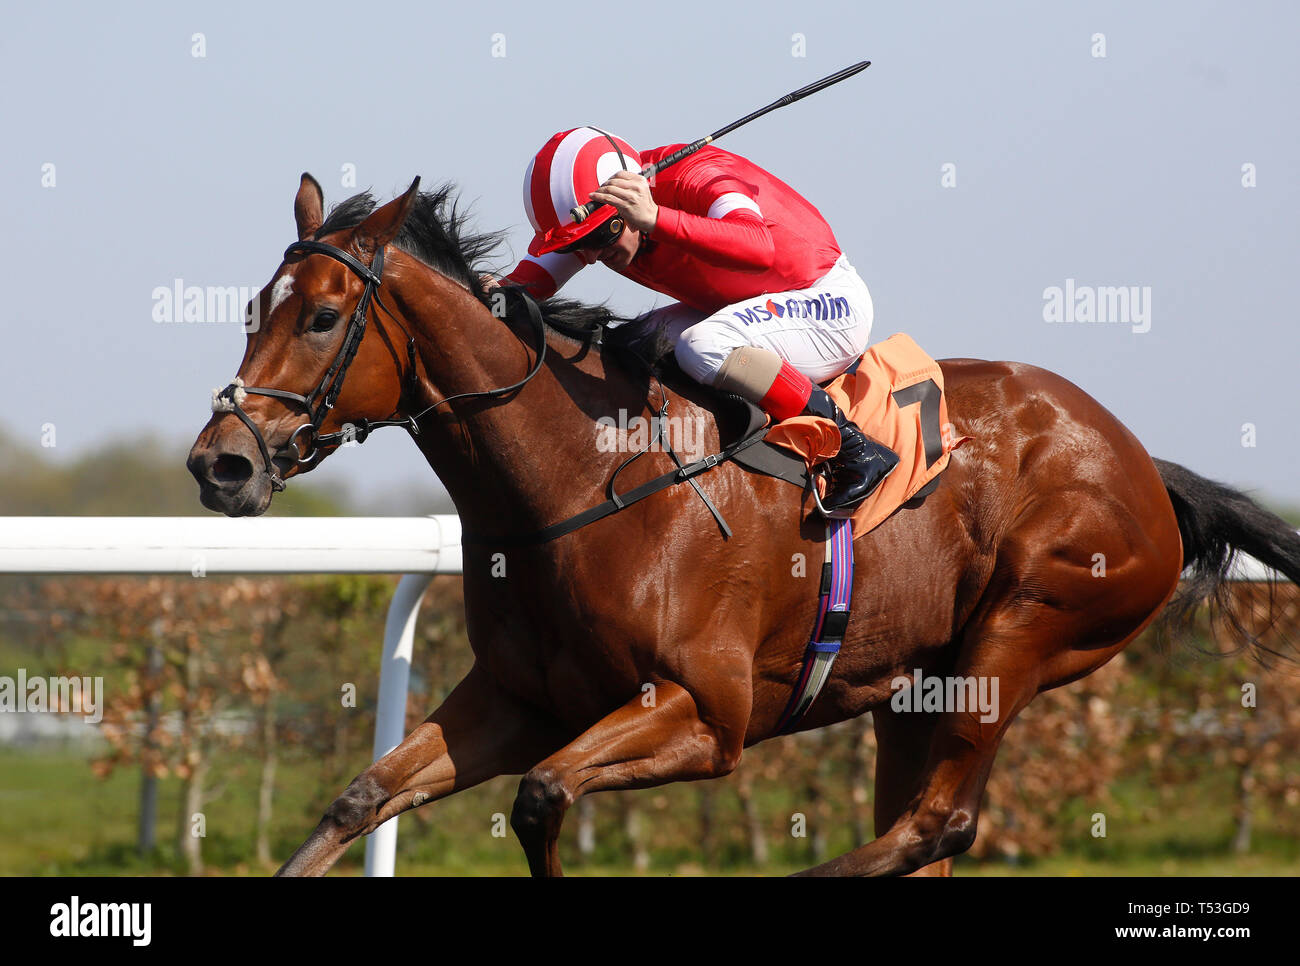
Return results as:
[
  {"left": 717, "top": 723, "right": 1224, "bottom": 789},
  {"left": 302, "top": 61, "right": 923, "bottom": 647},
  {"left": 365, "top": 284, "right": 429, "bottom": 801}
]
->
[{"left": 1153, "top": 458, "right": 1300, "bottom": 666}]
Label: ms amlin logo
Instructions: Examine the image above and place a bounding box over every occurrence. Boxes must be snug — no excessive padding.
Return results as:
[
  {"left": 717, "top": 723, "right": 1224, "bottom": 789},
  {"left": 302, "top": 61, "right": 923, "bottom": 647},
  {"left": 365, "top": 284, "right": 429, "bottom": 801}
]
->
[{"left": 733, "top": 291, "right": 852, "bottom": 325}]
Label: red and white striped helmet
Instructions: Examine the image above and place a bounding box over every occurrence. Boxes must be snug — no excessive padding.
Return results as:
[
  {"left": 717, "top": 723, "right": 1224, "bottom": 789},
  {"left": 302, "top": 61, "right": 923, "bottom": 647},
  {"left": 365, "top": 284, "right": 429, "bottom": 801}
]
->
[{"left": 524, "top": 126, "right": 642, "bottom": 256}]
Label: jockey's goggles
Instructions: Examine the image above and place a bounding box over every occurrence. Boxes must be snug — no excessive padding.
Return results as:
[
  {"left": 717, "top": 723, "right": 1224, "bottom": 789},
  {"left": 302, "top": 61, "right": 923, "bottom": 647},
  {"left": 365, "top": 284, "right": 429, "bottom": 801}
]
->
[{"left": 556, "top": 215, "right": 625, "bottom": 254}]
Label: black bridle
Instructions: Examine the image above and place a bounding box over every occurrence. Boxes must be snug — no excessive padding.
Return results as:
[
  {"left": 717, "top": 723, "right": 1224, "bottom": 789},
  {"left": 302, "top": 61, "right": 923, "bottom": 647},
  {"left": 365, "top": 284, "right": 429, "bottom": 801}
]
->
[
  {"left": 210, "top": 224, "right": 754, "bottom": 543},
  {"left": 213, "top": 237, "right": 547, "bottom": 493},
  {"left": 211, "top": 231, "right": 741, "bottom": 545},
  {"left": 214, "top": 239, "right": 416, "bottom": 491}
]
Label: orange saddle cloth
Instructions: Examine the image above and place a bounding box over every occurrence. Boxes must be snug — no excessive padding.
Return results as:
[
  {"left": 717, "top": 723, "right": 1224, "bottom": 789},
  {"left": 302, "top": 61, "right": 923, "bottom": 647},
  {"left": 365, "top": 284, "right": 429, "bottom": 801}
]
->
[{"left": 765, "top": 333, "right": 970, "bottom": 538}]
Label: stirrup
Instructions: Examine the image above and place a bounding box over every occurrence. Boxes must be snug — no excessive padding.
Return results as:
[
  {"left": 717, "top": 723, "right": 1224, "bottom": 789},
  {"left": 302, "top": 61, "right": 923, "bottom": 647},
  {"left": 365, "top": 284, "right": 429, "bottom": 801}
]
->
[{"left": 810, "top": 467, "right": 858, "bottom": 519}]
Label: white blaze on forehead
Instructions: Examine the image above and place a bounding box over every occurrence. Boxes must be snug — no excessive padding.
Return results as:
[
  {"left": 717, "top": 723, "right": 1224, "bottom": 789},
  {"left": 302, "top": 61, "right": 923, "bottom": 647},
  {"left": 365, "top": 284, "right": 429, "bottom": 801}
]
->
[{"left": 269, "top": 274, "right": 295, "bottom": 314}]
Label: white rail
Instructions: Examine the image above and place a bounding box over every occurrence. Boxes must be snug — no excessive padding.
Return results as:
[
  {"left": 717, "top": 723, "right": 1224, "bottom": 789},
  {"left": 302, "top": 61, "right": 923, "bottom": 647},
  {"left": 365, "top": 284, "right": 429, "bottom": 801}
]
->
[
  {"left": 0, "top": 516, "right": 460, "bottom": 575},
  {"left": 0, "top": 515, "right": 462, "bottom": 877}
]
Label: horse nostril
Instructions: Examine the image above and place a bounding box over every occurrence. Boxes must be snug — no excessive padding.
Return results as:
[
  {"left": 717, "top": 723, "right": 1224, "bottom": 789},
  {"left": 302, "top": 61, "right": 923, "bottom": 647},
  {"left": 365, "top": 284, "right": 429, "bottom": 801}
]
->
[{"left": 211, "top": 453, "right": 253, "bottom": 485}]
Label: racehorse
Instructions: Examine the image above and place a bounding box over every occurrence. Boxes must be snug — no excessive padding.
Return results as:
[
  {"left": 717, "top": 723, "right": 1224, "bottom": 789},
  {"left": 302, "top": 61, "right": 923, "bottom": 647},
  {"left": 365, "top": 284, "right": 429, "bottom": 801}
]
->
[{"left": 187, "top": 175, "right": 1300, "bottom": 876}]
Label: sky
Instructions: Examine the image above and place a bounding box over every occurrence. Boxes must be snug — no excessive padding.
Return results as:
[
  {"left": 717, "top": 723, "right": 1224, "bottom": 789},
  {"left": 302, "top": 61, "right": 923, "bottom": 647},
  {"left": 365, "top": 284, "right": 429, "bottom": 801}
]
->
[{"left": 2, "top": 0, "right": 1297, "bottom": 512}]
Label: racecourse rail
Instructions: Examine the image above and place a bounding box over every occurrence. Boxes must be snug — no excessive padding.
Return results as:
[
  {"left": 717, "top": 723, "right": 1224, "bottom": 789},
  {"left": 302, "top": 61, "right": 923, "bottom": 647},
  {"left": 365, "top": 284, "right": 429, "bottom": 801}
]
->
[
  {"left": 0, "top": 515, "right": 1286, "bottom": 876},
  {"left": 0, "top": 515, "right": 462, "bottom": 877}
]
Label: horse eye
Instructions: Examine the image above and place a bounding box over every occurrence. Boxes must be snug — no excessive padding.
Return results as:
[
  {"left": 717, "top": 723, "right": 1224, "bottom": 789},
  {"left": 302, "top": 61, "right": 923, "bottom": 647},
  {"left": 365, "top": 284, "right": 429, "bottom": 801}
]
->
[{"left": 308, "top": 309, "right": 340, "bottom": 333}]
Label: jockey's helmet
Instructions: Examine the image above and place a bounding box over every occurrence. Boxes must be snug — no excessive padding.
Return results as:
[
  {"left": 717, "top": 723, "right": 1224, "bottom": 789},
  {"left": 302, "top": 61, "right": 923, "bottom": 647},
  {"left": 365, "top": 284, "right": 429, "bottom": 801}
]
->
[{"left": 524, "top": 126, "right": 642, "bottom": 257}]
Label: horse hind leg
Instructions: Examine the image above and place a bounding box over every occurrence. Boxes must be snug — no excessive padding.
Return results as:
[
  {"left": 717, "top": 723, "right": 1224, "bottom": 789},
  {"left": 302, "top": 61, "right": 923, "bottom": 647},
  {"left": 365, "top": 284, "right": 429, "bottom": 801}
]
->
[
  {"left": 791, "top": 619, "right": 1044, "bottom": 877},
  {"left": 795, "top": 502, "right": 1179, "bottom": 876}
]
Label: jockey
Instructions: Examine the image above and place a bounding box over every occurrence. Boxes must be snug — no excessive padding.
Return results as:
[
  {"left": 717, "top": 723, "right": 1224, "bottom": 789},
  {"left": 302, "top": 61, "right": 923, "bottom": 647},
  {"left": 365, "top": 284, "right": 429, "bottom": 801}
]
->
[{"left": 490, "top": 126, "right": 899, "bottom": 514}]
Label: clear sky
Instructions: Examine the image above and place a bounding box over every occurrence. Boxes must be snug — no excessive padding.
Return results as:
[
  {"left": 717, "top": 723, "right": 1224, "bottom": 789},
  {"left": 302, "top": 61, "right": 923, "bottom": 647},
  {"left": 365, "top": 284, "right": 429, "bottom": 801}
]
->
[{"left": 3, "top": 0, "right": 1297, "bottom": 511}]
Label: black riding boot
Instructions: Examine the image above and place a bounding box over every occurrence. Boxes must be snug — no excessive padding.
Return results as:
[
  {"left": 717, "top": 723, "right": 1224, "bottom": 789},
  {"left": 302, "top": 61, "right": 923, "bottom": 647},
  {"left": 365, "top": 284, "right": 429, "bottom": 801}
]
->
[{"left": 805, "top": 387, "right": 900, "bottom": 513}]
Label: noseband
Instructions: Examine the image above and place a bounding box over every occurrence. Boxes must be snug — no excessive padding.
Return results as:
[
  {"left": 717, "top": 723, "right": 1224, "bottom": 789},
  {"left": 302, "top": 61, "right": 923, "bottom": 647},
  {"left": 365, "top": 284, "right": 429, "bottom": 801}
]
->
[
  {"left": 212, "top": 237, "right": 548, "bottom": 493},
  {"left": 212, "top": 239, "right": 419, "bottom": 492}
]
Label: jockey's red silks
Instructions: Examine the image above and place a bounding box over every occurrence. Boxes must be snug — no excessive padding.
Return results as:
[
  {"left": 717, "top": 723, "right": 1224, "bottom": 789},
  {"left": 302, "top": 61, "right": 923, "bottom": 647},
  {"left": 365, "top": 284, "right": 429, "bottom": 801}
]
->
[
  {"left": 506, "top": 142, "right": 842, "bottom": 309},
  {"left": 757, "top": 360, "right": 813, "bottom": 422}
]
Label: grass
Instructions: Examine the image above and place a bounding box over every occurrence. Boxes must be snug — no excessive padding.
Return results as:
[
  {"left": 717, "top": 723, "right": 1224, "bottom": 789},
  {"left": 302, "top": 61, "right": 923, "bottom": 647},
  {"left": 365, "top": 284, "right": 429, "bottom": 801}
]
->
[{"left": 2, "top": 745, "right": 1297, "bottom": 876}]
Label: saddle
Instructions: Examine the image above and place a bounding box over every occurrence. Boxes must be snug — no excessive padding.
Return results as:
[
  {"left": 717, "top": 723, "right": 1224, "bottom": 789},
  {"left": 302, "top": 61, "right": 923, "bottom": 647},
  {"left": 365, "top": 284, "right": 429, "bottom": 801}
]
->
[
  {"left": 627, "top": 333, "right": 968, "bottom": 734},
  {"left": 468, "top": 317, "right": 963, "bottom": 545},
  {"left": 623, "top": 330, "right": 965, "bottom": 541}
]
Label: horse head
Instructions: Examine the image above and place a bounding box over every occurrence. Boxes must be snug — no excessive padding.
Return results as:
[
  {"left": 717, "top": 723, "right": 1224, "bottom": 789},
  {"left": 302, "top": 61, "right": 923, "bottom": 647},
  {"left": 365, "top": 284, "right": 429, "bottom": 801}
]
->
[{"left": 187, "top": 174, "right": 424, "bottom": 516}]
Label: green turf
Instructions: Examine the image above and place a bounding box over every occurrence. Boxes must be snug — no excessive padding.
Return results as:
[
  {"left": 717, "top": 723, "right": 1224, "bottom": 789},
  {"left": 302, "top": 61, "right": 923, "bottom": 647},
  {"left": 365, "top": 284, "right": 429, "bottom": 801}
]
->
[{"left": 3, "top": 746, "right": 1297, "bottom": 876}]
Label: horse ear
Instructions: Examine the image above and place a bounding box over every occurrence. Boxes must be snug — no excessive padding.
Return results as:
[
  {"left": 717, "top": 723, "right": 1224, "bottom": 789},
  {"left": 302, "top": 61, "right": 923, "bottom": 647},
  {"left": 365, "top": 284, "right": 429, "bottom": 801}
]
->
[
  {"left": 295, "top": 172, "right": 324, "bottom": 240},
  {"left": 354, "top": 177, "right": 421, "bottom": 257}
]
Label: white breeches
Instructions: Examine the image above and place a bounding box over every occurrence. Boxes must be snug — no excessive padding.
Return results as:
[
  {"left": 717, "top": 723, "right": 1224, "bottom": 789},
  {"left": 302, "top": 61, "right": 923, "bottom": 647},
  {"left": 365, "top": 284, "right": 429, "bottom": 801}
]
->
[{"left": 637, "top": 253, "right": 874, "bottom": 385}]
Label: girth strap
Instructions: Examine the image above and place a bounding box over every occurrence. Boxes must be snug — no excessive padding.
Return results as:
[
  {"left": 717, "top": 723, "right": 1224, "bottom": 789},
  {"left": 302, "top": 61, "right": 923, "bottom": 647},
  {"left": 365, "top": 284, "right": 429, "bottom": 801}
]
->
[{"left": 774, "top": 516, "right": 854, "bottom": 733}]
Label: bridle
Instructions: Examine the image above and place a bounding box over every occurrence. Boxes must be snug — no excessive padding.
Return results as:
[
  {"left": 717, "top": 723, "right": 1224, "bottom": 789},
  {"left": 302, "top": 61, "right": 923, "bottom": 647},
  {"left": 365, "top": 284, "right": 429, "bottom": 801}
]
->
[
  {"left": 213, "top": 236, "right": 548, "bottom": 493},
  {"left": 212, "top": 225, "right": 744, "bottom": 547},
  {"left": 212, "top": 239, "right": 419, "bottom": 491}
]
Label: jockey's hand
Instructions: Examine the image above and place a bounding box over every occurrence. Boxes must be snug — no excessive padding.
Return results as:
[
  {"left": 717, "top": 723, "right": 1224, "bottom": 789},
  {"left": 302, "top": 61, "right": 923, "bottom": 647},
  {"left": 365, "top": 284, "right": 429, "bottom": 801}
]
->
[
  {"left": 479, "top": 273, "right": 501, "bottom": 291},
  {"left": 588, "top": 170, "right": 658, "bottom": 234}
]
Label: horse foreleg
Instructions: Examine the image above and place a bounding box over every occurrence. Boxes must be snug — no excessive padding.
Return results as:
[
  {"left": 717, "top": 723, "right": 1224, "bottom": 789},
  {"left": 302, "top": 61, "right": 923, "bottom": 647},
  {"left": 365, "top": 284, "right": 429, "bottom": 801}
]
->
[
  {"left": 276, "top": 663, "right": 568, "bottom": 876},
  {"left": 510, "top": 680, "right": 748, "bottom": 876}
]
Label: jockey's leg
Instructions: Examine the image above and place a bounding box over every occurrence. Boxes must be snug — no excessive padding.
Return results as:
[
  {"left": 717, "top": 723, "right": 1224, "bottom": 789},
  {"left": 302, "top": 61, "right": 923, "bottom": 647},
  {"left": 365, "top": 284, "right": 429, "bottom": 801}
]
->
[
  {"left": 623, "top": 302, "right": 707, "bottom": 360},
  {"left": 800, "top": 376, "right": 901, "bottom": 511},
  {"left": 704, "top": 345, "right": 898, "bottom": 512},
  {"left": 674, "top": 255, "right": 899, "bottom": 513}
]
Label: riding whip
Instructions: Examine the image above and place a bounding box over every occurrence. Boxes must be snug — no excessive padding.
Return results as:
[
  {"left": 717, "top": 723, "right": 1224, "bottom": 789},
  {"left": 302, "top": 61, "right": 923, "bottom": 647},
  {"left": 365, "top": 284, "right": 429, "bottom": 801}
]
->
[{"left": 569, "top": 60, "right": 871, "bottom": 223}]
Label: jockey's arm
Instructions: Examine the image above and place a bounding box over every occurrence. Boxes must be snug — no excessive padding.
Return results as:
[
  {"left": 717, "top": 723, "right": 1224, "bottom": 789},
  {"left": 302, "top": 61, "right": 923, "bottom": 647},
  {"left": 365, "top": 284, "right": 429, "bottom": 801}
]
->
[
  {"left": 650, "top": 203, "right": 774, "bottom": 272},
  {"left": 490, "top": 250, "right": 586, "bottom": 300},
  {"left": 624, "top": 161, "right": 774, "bottom": 270},
  {"left": 595, "top": 167, "right": 776, "bottom": 273}
]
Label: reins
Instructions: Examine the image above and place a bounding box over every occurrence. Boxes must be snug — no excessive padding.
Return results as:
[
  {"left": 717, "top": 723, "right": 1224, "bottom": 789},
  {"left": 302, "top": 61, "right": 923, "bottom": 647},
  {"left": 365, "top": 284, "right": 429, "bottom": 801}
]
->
[
  {"left": 215, "top": 240, "right": 745, "bottom": 541},
  {"left": 214, "top": 240, "right": 546, "bottom": 491}
]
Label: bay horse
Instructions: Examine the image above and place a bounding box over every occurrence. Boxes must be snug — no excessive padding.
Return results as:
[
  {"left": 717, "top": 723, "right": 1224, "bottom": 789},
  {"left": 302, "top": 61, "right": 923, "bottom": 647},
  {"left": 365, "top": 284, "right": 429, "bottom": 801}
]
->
[{"left": 187, "top": 175, "right": 1300, "bottom": 876}]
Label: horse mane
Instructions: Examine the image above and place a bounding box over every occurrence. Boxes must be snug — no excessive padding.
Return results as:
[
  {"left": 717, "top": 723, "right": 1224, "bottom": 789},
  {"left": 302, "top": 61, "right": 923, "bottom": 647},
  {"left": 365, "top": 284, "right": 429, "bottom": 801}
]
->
[{"left": 314, "top": 184, "right": 661, "bottom": 363}]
